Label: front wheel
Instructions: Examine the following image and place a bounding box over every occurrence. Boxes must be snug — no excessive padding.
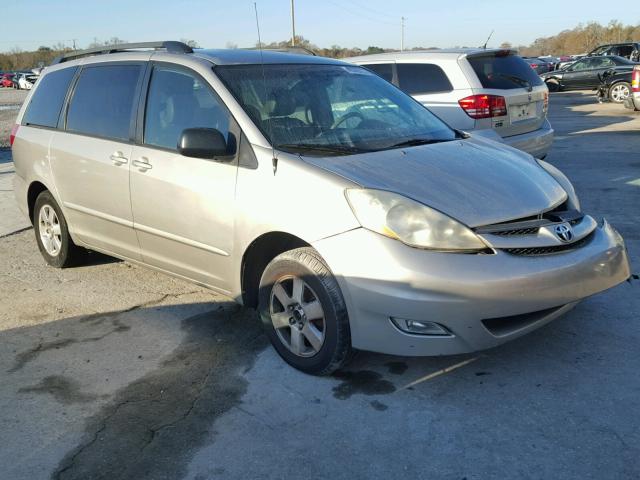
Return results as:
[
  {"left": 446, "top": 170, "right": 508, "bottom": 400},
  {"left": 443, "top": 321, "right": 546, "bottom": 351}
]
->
[
  {"left": 258, "top": 247, "right": 353, "bottom": 375},
  {"left": 545, "top": 80, "right": 560, "bottom": 92},
  {"left": 609, "top": 82, "right": 631, "bottom": 103}
]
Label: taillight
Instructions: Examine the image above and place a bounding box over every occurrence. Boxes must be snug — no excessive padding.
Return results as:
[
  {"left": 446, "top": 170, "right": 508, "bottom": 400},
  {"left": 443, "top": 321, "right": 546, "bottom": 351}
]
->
[
  {"left": 530, "top": 63, "right": 538, "bottom": 69},
  {"left": 543, "top": 91, "right": 549, "bottom": 113},
  {"left": 632, "top": 65, "right": 640, "bottom": 93},
  {"left": 10, "top": 124, "right": 19, "bottom": 147},
  {"left": 458, "top": 95, "right": 507, "bottom": 119}
]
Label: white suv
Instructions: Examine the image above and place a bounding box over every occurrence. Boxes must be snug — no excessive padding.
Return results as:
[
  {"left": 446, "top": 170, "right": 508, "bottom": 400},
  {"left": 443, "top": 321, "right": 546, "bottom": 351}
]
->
[{"left": 346, "top": 49, "right": 553, "bottom": 159}]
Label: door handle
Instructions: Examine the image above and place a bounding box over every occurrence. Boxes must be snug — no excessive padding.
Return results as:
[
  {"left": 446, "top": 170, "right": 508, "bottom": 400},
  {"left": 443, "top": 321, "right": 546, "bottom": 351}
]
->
[
  {"left": 132, "top": 157, "right": 153, "bottom": 171},
  {"left": 110, "top": 151, "right": 128, "bottom": 165}
]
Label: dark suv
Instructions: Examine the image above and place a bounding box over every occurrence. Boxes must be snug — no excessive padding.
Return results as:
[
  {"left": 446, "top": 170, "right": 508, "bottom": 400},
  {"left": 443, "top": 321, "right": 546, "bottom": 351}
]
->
[{"left": 588, "top": 42, "right": 640, "bottom": 62}]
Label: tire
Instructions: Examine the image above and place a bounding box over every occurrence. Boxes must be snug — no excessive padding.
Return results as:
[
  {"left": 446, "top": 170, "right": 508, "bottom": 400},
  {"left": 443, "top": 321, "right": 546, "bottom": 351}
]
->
[
  {"left": 609, "top": 82, "right": 631, "bottom": 103},
  {"left": 33, "top": 191, "right": 81, "bottom": 268},
  {"left": 258, "top": 247, "right": 353, "bottom": 375},
  {"left": 545, "top": 80, "right": 560, "bottom": 92}
]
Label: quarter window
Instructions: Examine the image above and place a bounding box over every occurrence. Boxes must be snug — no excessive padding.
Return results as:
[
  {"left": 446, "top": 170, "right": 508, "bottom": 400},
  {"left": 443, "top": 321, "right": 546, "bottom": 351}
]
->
[
  {"left": 144, "top": 66, "right": 230, "bottom": 151},
  {"left": 66, "top": 65, "right": 141, "bottom": 141},
  {"left": 362, "top": 63, "right": 394, "bottom": 83},
  {"left": 22, "top": 67, "right": 77, "bottom": 128},
  {"left": 396, "top": 63, "right": 453, "bottom": 95}
]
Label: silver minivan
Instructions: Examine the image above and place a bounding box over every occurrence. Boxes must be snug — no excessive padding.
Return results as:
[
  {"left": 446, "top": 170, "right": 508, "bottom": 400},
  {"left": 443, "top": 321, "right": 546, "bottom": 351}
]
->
[
  {"left": 347, "top": 49, "right": 554, "bottom": 159},
  {"left": 12, "top": 42, "right": 629, "bottom": 374}
]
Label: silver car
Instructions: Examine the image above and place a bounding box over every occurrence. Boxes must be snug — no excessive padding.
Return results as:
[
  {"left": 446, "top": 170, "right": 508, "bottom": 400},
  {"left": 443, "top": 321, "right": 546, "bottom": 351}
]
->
[
  {"left": 12, "top": 42, "right": 630, "bottom": 374},
  {"left": 346, "top": 49, "right": 554, "bottom": 159}
]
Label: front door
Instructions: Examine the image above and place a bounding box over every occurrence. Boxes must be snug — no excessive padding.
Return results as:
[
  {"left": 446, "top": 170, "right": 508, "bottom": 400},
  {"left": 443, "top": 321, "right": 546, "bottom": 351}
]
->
[
  {"left": 49, "top": 63, "right": 144, "bottom": 260},
  {"left": 130, "top": 64, "right": 239, "bottom": 291}
]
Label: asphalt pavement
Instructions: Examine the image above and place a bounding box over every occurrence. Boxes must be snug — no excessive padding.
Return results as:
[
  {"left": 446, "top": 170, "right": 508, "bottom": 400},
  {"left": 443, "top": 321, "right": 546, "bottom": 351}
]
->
[{"left": 0, "top": 92, "right": 638, "bottom": 480}]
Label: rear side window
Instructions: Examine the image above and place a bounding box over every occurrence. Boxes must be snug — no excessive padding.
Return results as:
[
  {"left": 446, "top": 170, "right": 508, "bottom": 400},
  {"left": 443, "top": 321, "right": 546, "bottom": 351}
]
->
[
  {"left": 396, "top": 63, "right": 453, "bottom": 94},
  {"left": 66, "top": 65, "right": 141, "bottom": 141},
  {"left": 363, "top": 63, "right": 394, "bottom": 83},
  {"left": 22, "top": 67, "right": 77, "bottom": 128},
  {"left": 468, "top": 54, "right": 544, "bottom": 89},
  {"left": 144, "top": 66, "right": 231, "bottom": 151}
]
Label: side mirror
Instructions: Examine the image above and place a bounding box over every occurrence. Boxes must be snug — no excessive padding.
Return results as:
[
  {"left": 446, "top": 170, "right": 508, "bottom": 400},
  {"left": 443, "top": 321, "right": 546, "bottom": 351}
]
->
[{"left": 177, "top": 128, "right": 233, "bottom": 160}]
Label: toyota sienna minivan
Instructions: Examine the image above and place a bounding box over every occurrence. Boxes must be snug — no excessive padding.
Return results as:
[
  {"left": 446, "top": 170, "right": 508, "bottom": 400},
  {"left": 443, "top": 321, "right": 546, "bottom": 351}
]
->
[{"left": 12, "top": 41, "right": 630, "bottom": 374}]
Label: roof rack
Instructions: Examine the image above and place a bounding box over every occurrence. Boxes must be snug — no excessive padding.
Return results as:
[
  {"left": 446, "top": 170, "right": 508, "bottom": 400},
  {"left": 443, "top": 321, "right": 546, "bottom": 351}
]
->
[
  {"left": 246, "top": 46, "right": 317, "bottom": 56},
  {"left": 51, "top": 41, "right": 193, "bottom": 65}
]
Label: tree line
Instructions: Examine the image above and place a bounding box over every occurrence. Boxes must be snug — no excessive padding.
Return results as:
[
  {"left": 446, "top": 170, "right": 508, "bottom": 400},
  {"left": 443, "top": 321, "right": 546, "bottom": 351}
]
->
[{"left": 2, "top": 21, "right": 639, "bottom": 71}]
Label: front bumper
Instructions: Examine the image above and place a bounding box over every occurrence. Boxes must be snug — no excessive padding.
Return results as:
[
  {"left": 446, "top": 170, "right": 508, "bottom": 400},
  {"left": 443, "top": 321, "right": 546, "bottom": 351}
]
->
[
  {"left": 313, "top": 221, "right": 629, "bottom": 356},
  {"left": 502, "top": 118, "right": 555, "bottom": 159}
]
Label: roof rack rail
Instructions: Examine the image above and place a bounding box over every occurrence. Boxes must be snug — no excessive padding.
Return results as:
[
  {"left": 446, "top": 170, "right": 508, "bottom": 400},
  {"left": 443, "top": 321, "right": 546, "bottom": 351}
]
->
[
  {"left": 246, "top": 46, "right": 317, "bottom": 56},
  {"left": 51, "top": 41, "right": 193, "bottom": 65}
]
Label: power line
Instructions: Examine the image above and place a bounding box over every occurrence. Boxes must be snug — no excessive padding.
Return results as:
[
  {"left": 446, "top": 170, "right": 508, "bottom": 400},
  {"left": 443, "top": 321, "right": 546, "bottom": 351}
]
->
[{"left": 323, "top": 0, "right": 397, "bottom": 27}]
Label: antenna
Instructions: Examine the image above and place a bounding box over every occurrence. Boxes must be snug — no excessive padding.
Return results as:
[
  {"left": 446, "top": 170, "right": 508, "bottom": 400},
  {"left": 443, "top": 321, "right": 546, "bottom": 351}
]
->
[
  {"left": 482, "top": 30, "right": 494, "bottom": 49},
  {"left": 254, "top": 2, "right": 278, "bottom": 174}
]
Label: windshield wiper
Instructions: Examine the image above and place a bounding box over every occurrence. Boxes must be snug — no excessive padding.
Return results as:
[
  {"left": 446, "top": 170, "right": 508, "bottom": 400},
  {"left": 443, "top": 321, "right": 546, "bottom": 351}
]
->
[
  {"left": 494, "top": 72, "right": 532, "bottom": 91},
  {"left": 386, "top": 138, "right": 454, "bottom": 149},
  {"left": 276, "top": 143, "right": 367, "bottom": 156}
]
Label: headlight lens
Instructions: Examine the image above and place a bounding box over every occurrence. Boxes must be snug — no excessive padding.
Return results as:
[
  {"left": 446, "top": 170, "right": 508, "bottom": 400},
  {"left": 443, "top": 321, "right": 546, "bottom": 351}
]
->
[{"left": 345, "top": 189, "right": 487, "bottom": 251}]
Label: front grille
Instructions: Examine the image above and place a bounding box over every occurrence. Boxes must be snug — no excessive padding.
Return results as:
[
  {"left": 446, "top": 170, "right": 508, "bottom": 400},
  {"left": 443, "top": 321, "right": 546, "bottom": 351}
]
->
[
  {"left": 491, "top": 226, "right": 540, "bottom": 236},
  {"left": 503, "top": 231, "right": 594, "bottom": 256}
]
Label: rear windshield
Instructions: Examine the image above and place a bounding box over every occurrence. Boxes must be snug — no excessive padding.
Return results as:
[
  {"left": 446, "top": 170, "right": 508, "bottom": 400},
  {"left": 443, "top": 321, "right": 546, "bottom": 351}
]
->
[{"left": 468, "top": 54, "right": 544, "bottom": 90}]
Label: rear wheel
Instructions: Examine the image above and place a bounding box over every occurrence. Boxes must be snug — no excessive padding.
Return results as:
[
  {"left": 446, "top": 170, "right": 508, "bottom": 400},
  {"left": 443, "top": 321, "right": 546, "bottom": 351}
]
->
[
  {"left": 33, "top": 191, "right": 81, "bottom": 268},
  {"left": 609, "top": 82, "right": 631, "bottom": 103},
  {"left": 258, "top": 247, "right": 353, "bottom": 375}
]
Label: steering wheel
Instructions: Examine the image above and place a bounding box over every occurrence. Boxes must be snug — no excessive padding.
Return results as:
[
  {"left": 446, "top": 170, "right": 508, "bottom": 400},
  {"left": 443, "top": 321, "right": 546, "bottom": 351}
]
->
[{"left": 331, "top": 111, "right": 365, "bottom": 129}]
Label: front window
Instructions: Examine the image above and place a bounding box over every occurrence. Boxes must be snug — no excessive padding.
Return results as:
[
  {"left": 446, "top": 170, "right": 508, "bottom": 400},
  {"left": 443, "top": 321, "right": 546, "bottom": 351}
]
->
[{"left": 215, "top": 64, "right": 455, "bottom": 156}]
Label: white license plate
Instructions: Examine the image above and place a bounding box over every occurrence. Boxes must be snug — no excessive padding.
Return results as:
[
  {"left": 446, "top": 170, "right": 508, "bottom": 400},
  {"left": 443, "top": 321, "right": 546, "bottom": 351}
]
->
[{"left": 510, "top": 103, "right": 536, "bottom": 123}]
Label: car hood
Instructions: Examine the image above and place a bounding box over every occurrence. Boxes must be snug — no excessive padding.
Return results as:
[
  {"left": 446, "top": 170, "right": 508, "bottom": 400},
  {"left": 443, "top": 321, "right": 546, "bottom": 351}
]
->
[{"left": 301, "top": 138, "right": 567, "bottom": 228}]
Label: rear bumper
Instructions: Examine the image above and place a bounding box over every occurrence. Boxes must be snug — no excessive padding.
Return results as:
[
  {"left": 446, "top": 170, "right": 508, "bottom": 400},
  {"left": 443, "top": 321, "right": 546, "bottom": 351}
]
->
[
  {"left": 502, "top": 118, "right": 555, "bottom": 158},
  {"left": 623, "top": 94, "right": 640, "bottom": 111},
  {"left": 12, "top": 173, "right": 29, "bottom": 219},
  {"left": 313, "top": 220, "right": 629, "bottom": 356}
]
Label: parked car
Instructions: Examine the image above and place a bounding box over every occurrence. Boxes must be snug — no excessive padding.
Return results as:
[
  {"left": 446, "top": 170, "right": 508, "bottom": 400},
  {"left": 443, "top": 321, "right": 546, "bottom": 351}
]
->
[
  {"left": 556, "top": 54, "right": 585, "bottom": 71},
  {"left": 596, "top": 68, "right": 633, "bottom": 103},
  {"left": 523, "top": 57, "right": 553, "bottom": 74},
  {"left": 1, "top": 73, "right": 15, "bottom": 88},
  {"left": 346, "top": 49, "right": 553, "bottom": 159},
  {"left": 541, "top": 55, "right": 637, "bottom": 91},
  {"left": 623, "top": 65, "right": 640, "bottom": 110},
  {"left": 587, "top": 42, "right": 640, "bottom": 62},
  {"left": 16, "top": 73, "right": 38, "bottom": 90},
  {"left": 539, "top": 56, "right": 561, "bottom": 70},
  {"left": 11, "top": 42, "right": 630, "bottom": 375}
]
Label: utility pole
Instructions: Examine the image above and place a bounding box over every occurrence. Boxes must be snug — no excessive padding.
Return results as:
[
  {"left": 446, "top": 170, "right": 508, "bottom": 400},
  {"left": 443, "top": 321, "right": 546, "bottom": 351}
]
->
[
  {"left": 401, "top": 17, "right": 405, "bottom": 51},
  {"left": 290, "top": 0, "right": 296, "bottom": 47},
  {"left": 72, "top": 39, "right": 77, "bottom": 51}
]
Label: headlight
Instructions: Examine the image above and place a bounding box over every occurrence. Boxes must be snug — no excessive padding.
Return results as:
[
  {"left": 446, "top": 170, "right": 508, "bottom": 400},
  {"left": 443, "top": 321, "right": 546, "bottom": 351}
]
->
[
  {"left": 345, "top": 189, "right": 487, "bottom": 251},
  {"left": 536, "top": 159, "right": 581, "bottom": 210}
]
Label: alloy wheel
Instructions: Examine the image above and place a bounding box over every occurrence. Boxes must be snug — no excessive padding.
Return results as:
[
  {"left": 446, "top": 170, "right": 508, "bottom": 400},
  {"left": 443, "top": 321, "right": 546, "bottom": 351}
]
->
[
  {"left": 269, "top": 275, "right": 326, "bottom": 357},
  {"left": 38, "top": 204, "right": 62, "bottom": 256},
  {"left": 610, "top": 84, "right": 630, "bottom": 102}
]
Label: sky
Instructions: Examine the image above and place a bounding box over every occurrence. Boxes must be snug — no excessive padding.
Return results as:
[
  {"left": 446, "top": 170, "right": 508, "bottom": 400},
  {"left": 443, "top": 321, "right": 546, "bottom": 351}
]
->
[{"left": 1, "top": 0, "right": 633, "bottom": 52}]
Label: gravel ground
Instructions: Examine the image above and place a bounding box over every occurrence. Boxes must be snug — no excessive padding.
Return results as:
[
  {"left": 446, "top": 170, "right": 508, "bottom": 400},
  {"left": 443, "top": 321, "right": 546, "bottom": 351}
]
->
[{"left": 0, "top": 89, "right": 28, "bottom": 147}]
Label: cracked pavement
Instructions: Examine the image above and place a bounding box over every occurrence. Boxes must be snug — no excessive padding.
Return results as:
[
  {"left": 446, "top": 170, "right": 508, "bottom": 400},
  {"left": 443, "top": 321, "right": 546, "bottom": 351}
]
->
[{"left": 0, "top": 92, "right": 639, "bottom": 479}]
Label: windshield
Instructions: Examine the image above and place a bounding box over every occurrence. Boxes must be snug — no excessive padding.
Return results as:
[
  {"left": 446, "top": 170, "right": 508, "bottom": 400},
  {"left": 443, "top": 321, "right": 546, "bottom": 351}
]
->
[{"left": 215, "top": 64, "right": 456, "bottom": 155}]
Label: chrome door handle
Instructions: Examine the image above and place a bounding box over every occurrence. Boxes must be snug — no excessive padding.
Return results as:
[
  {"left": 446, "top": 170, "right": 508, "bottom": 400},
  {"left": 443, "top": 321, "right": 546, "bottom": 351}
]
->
[
  {"left": 110, "top": 152, "right": 128, "bottom": 165},
  {"left": 132, "top": 158, "right": 153, "bottom": 171}
]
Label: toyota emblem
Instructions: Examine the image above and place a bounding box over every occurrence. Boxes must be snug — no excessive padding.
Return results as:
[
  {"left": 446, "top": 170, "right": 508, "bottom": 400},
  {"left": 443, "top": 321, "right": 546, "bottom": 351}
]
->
[{"left": 554, "top": 223, "right": 574, "bottom": 243}]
